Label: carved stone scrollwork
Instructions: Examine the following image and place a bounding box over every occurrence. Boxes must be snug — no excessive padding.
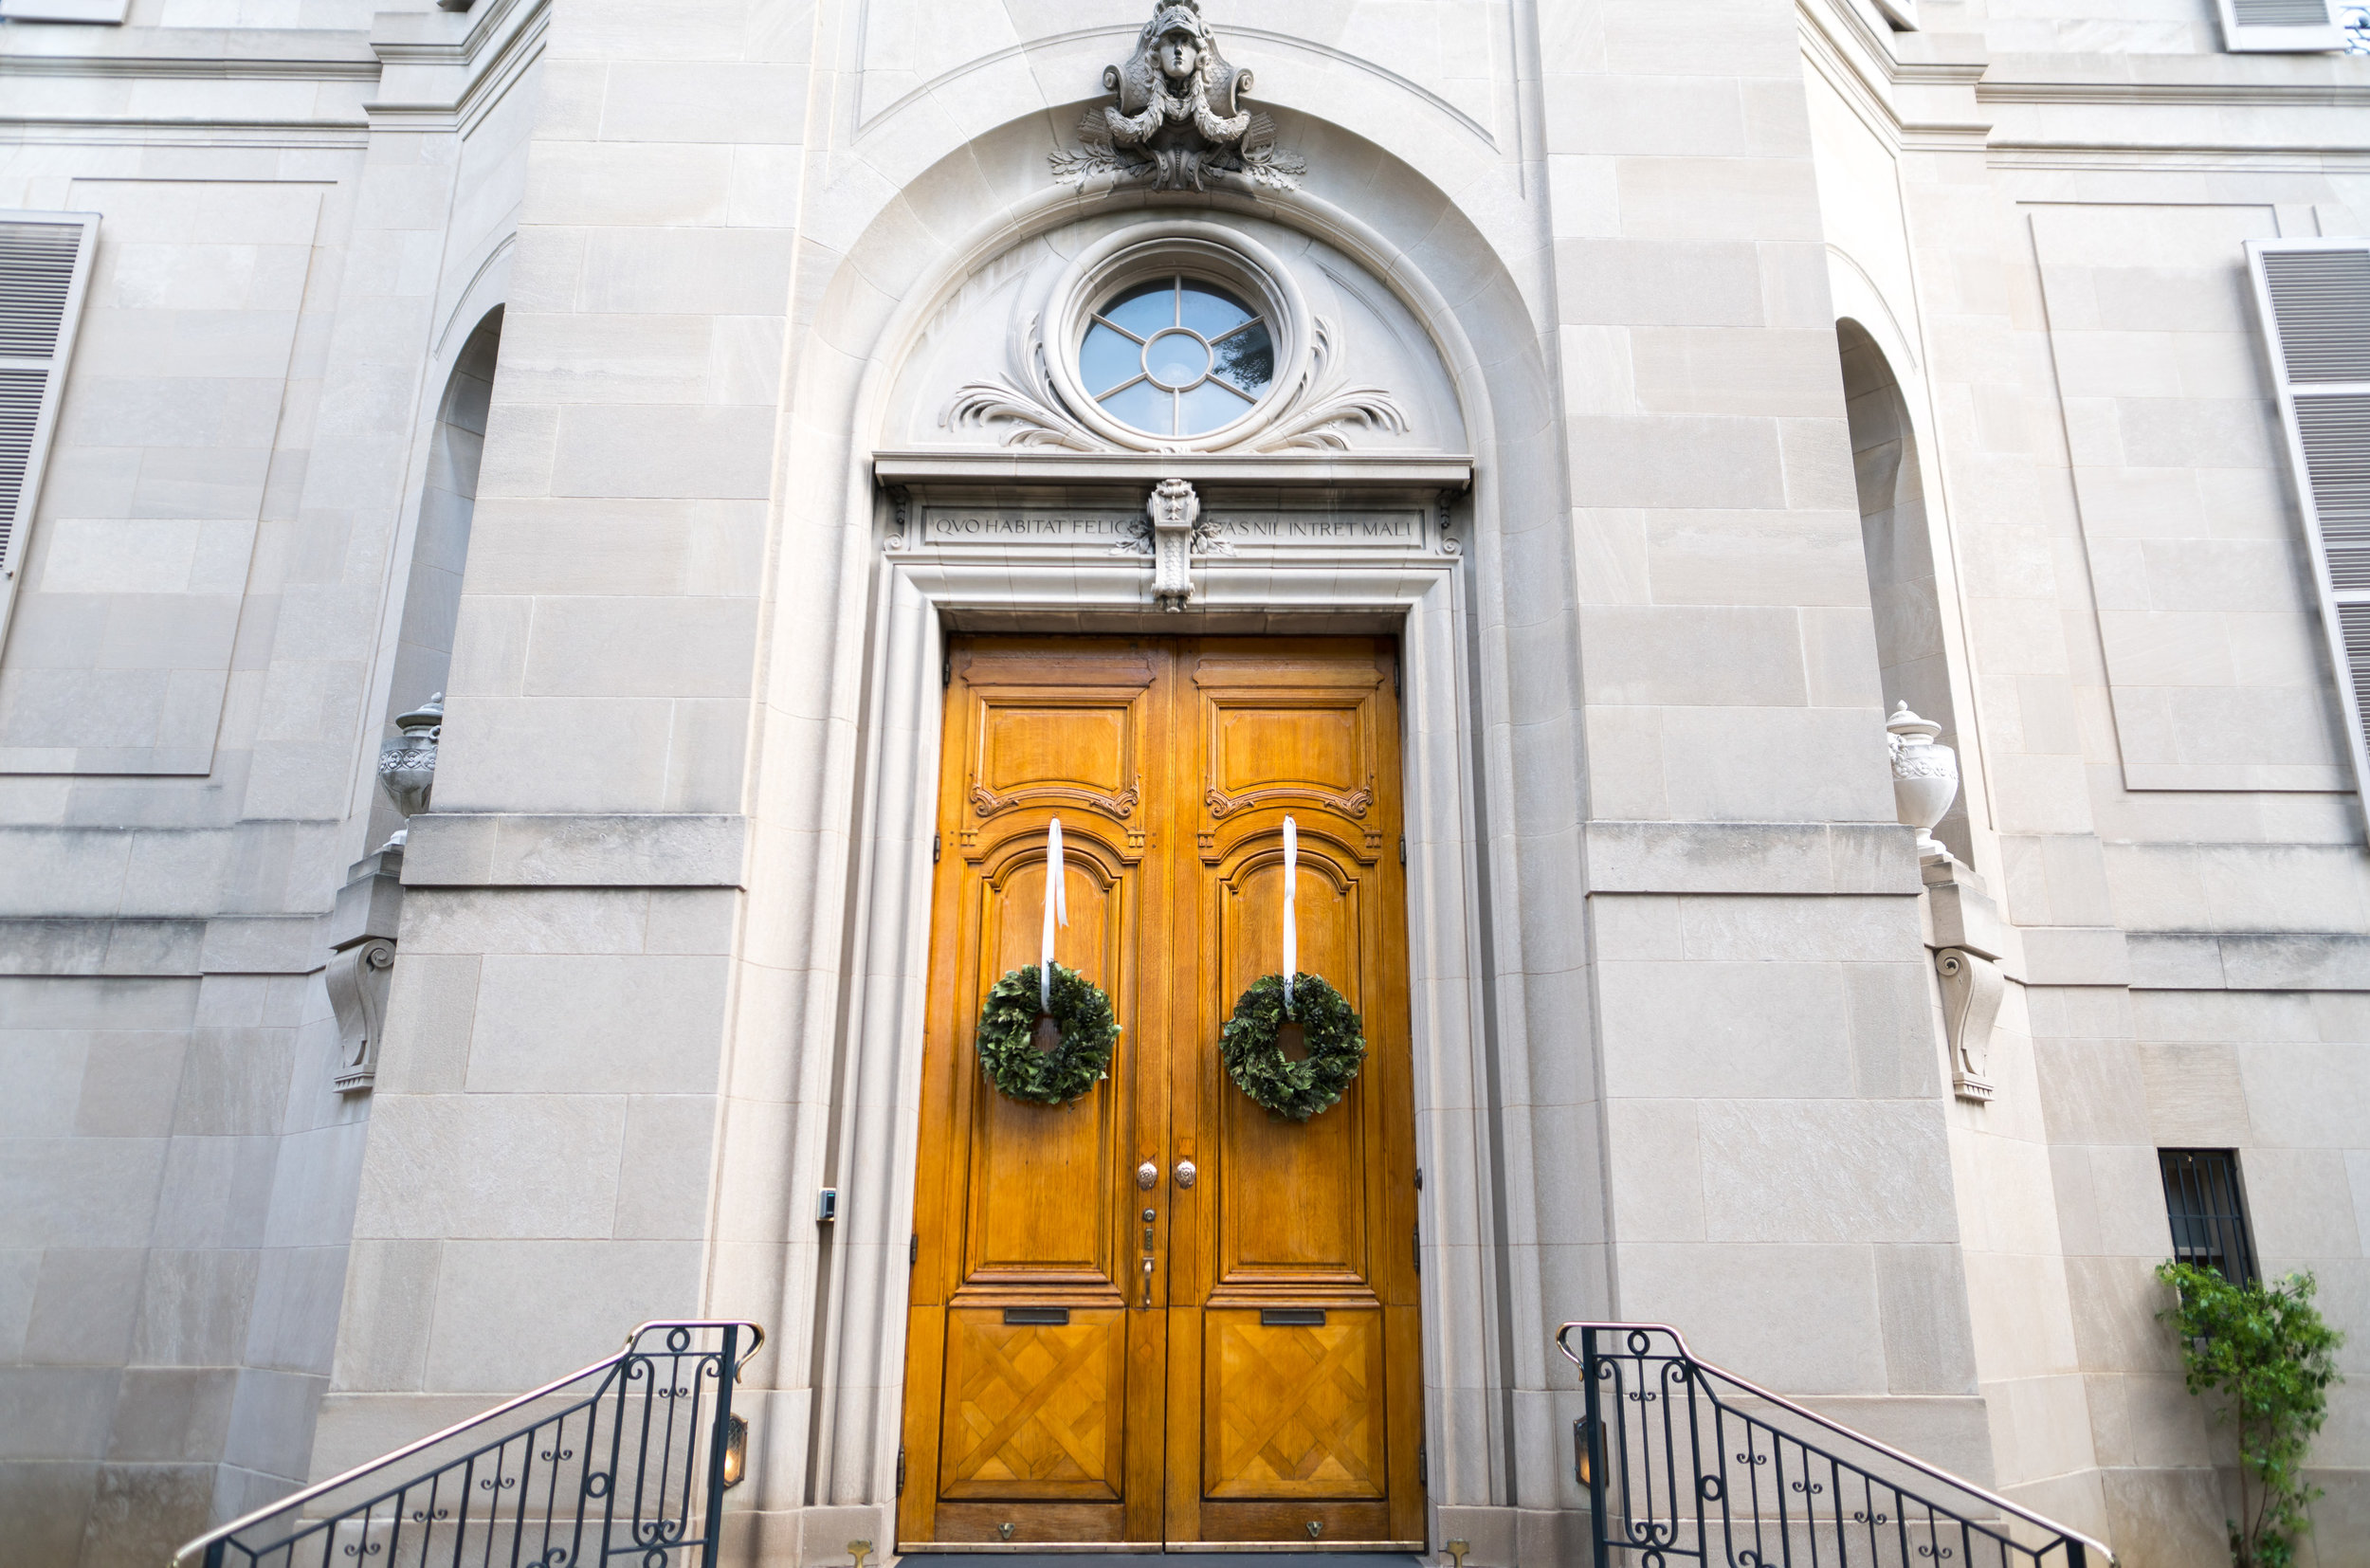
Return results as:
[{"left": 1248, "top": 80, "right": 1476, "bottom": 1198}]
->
[
  {"left": 1050, "top": 0, "right": 1305, "bottom": 192},
  {"left": 327, "top": 938, "right": 396, "bottom": 1093},
  {"left": 1935, "top": 948, "right": 2001, "bottom": 1103}
]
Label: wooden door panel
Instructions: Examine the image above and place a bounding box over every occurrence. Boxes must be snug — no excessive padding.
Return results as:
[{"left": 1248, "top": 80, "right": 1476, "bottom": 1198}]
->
[
  {"left": 939, "top": 1308, "right": 1127, "bottom": 1499},
  {"left": 903, "top": 636, "right": 1421, "bottom": 1551},
  {"left": 903, "top": 641, "right": 1168, "bottom": 1548},
  {"left": 1204, "top": 1310, "right": 1386, "bottom": 1499},
  {"left": 1215, "top": 843, "right": 1368, "bottom": 1285},
  {"left": 1212, "top": 705, "right": 1363, "bottom": 803},
  {"left": 1168, "top": 639, "right": 1421, "bottom": 1547},
  {"left": 960, "top": 845, "right": 1123, "bottom": 1285}
]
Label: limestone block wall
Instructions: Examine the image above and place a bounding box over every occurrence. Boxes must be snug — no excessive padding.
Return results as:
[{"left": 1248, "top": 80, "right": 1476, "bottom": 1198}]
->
[
  {"left": 1803, "top": 0, "right": 2370, "bottom": 1557},
  {"left": 0, "top": 0, "right": 2364, "bottom": 1565},
  {"left": 0, "top": 3, "right": 544, "bottom": 1562}
]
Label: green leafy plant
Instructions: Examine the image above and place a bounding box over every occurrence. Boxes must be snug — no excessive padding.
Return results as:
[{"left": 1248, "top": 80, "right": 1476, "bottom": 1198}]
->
[{"left": 2155, "top": 1262, "right": 2345, "bottom": 1568}]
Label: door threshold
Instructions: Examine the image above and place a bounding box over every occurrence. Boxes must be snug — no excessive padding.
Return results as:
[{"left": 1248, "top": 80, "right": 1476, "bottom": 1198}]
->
[
  {"left": 896, "top": 1553, "right": 1423, "bottom": 1565},
  {"left": 891, "top": 1563, "right": 1413, "bottom": 1568}
]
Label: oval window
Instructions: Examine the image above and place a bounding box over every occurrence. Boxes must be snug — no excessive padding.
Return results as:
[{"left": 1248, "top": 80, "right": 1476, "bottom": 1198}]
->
[{"left": 1078, "top": 276, "right": 1276, "bottom": 438}]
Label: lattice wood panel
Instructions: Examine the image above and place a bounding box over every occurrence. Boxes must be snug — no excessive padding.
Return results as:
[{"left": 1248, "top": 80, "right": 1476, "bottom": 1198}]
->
[
  {"left": 939, "top": 1309, "right": 1125, "bottom": 1500},
  {"left": 1203, "top": 1311, "right": 1384, "bottom": 1499}
]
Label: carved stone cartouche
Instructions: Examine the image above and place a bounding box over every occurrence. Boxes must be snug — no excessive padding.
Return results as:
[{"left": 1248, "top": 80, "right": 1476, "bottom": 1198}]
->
[{"left": 1051, "top": 0, "right": 1305, "bottom": 191}]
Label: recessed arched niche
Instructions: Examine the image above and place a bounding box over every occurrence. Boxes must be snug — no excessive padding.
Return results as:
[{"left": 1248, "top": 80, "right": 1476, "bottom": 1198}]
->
[{"left": 884, "top": 211, "right": 1467, "bottom": 457}]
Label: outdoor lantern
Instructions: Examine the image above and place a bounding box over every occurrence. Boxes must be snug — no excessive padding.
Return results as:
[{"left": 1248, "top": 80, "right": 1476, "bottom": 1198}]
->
[{"left": 722, "top": 1413, "right": 749, "bottom": 1490}]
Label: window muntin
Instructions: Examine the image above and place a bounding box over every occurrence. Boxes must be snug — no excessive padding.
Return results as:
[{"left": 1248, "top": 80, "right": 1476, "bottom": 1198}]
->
[
  {"left": 2159, "top": 1148, "right": 2258, "bottom": 1285},
  {"left": 1079, "top": 276, "right": 1275, "bottom": 438}
]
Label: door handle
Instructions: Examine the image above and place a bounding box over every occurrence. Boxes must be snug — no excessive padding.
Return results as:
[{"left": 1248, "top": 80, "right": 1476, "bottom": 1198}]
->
[
  {"left": 1173, "top": 1159, "right": 1196, "bottom": 1190},
  {"left": 1141, "top": 1254, "right": 1155, "bottom": 1309}
]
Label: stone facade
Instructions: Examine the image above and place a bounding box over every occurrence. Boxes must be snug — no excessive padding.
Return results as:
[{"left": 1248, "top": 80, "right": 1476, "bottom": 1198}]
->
[{"left": 0, "top": 0, "right": 2365, "bottom": 1564}]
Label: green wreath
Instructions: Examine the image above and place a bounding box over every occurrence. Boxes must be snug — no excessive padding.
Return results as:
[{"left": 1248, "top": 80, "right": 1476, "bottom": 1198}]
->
[
  {"left": 976, "top": 961, "right": 1120, "bottom": 1106},
  {"left": 1219, "top": 974, "right": 1366, "bottom": 1122}
]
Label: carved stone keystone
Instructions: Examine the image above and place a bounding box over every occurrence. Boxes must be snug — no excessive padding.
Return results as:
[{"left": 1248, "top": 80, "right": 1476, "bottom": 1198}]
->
[{"left": 1140, "top": 478, "right": 1234, "bottom": 610}]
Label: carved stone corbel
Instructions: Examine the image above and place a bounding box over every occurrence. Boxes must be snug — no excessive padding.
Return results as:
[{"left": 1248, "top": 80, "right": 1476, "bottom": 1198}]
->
[
  {"left": 1934, "top": 948, "right": 2001, "bottom": 1102},
  {"left": 1923, "top": 857, "right": 2004, "bottom": 1103},
  {"left": 324, "top": 845, "right": 404, "bottom": 1093},
  {"left": 327, "top": 939, "right": 395, "bottom": 1092}
]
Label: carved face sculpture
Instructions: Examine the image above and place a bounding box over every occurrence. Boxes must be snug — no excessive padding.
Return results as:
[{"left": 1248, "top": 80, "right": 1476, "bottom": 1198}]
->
[{"left": 1158, "top": 30, "right": 1198, "bottom": 82}]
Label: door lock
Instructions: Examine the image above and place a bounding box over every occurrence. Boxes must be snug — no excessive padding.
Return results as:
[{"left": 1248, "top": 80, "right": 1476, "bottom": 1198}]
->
[{"left": 1173, "top": 1158, "right": 1196, "bottom": 1189}]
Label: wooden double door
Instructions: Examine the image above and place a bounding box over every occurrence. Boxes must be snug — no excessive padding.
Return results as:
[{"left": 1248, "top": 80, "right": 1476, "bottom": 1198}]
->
[{"left": 899, "top": 636, "right": 1425, "bottom": 1551}]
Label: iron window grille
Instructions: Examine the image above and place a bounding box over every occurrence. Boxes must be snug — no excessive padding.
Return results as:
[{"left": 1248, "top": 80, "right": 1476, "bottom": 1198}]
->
[{"left": 2160, "top": 1148, "right": 2259, "bottom": 1285}]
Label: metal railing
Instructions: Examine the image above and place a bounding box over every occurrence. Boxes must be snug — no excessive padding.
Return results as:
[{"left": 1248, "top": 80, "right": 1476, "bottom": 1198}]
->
[
  {"left": 1559, "top": 1322, "right": 2112, "bottom": 1568},
  {"left": 173, "top": 1321, "right": 763, "bottom": 1568}
]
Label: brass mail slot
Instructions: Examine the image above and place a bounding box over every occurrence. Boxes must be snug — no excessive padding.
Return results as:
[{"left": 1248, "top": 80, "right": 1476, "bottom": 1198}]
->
[
  {"left": 1260, "top": 1308, "right": 1327, "bottom": 1327},
  {"left": 1003, "top": 1307, "right": 1070, "bottom": 1325}
]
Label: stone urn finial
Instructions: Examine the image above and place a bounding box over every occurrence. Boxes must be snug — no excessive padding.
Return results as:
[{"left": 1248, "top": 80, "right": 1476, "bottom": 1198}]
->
[
  {"left": 375, "top": 692, "right": 444, "bottom": 849},
  {"left": 1887, "top": 700, "right": 1959, "bottom": 864}
]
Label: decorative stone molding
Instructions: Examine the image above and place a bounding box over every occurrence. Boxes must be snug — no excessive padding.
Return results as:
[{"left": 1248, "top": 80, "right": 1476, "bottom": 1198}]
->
[
  {"left": 1050, "top": 1, "right": 1305, "bottom": 192},
  {"left": 1886, "top": 701, "right": 1958, "bottom": 865},
  {"left": 1247, "top": 318, "right": 1408, "bottom": 453},
  {"left": 947, "top": 314, "right": 1404, "bottom": 455}
]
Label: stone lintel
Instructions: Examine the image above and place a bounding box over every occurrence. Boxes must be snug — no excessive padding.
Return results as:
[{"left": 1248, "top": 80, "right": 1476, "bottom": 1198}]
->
[{"left": 874, "top": 448, "right": 1474, "bottom": 492}]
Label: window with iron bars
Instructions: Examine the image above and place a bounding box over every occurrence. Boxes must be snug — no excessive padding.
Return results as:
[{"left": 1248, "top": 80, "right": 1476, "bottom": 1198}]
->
[{"left": 2159, "top": 1148, "right": 2259, "bottom": 1285}]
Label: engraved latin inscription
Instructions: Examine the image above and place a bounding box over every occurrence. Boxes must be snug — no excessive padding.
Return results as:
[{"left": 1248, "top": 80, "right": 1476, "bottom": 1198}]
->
[{"left": 919, "top": 506, "right": 1425, "bottom": 548}]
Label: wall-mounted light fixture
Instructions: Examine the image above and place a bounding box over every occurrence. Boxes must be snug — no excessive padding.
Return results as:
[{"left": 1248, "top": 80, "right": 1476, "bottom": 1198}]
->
[
  {"left": 817, "top": 1188, "right": 838, "bottom": 1223},
  {"left": 721, "top": 1413, "right": 749, "bottom": 1490}
]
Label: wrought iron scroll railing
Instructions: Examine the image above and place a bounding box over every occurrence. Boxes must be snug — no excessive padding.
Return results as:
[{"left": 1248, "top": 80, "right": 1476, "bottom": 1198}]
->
[
  {"left": 1558, "top": 1323, "right": 2111, "bottom": 1568},
  {"left": 173, "top": 1320, "right": 762, "bottom": 1568}
]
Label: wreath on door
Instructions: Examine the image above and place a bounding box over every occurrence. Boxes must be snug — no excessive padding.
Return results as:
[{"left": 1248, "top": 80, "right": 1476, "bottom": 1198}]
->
[
  {"left": 976, "top": 961, "right": 1120, "bottom": 1105},
  {"left": 1220, "top": 973, "right": 1366, "bottom": 1121}
]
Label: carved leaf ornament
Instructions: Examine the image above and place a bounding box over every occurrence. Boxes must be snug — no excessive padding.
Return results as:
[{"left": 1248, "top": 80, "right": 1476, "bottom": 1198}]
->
[{"left": 945, "top": 315, "right": 1409, "bottom": 457}]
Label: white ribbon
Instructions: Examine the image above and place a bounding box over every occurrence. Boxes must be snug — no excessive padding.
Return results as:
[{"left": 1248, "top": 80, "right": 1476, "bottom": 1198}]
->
[
  {"left": 1041, "top": 816, "right": 1066, "bottom": 1012},
  {"left": 1282, "top": 815, "right": 1297, "bottom": 1011}
]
